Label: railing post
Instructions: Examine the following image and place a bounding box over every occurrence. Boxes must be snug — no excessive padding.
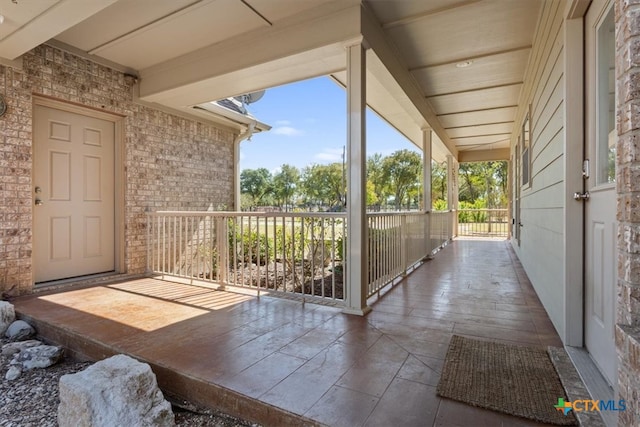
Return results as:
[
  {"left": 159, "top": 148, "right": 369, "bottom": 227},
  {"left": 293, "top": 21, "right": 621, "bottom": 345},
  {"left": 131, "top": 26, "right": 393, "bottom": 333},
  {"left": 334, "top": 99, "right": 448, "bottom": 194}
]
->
[
  {"left": 401, "top": 215, "right": 408, "bottom": 275},
  {"left": 216, "top": 216, "right": 228, "bottom": 287},
  {"left": 146, "top": 212, "right": 151, "bottom": 274}
]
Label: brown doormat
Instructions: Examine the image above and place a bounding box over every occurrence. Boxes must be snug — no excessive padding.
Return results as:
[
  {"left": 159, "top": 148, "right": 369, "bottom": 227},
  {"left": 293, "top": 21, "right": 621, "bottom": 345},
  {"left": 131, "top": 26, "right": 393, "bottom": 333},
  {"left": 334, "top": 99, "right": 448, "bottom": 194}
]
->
[{"left": 436, "top": 335, "right": 577, "bottom": 425}]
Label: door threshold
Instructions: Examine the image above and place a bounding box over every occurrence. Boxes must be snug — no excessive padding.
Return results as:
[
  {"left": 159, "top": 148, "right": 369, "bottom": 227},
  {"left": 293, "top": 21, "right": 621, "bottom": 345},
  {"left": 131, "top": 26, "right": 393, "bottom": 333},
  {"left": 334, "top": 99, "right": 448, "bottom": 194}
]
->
[
  {"left": 565, "top": 346, "right": 617, "bottom": 427},
  {"left": 34, "top": 272, "right": 144, "bottom": 294}
]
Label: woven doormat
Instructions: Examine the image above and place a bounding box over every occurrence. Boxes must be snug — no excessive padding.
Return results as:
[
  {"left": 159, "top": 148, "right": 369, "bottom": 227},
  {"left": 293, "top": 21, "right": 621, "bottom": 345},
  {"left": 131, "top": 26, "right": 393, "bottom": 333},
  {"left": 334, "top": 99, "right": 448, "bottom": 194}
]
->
[{"left": 436, "top": 335, "right": 577, "bottom": 425}]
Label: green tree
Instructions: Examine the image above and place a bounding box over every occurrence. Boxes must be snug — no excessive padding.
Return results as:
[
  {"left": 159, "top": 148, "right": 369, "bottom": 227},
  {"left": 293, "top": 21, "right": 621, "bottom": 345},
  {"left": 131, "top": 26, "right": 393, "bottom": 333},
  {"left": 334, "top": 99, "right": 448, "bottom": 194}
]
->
[
  {"left": 431, "top": 160, "right": 447, "bottom": 207},
  {"left": 273, "top": 164, "right": 300, "bottom": 211},
  {"left": 240, "top": 168, "right": 272, "bottom": 209},
  {"left": 367, "top": 153, "right": 387, "bottom": 210},
  {"left": 382, "top": 149, "right": 422, "bottom": 210},
  {"left": 458, "top": 161, "right": 508, "bottom": 208},
  {"left": 301, "top": 163, "right": 344, "bottom": 208}
]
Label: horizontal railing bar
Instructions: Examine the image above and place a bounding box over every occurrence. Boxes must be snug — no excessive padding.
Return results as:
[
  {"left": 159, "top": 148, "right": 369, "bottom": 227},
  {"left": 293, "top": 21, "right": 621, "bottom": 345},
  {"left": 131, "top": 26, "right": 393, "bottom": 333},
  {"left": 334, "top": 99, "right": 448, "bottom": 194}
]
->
[{"left": 150, "top": 211, "right": 347, "bottom": 218}]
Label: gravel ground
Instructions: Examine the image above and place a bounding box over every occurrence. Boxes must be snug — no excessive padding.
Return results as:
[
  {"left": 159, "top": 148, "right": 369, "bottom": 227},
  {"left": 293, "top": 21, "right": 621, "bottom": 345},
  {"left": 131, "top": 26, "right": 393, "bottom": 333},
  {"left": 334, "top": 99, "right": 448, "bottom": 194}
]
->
[{"left": 0, "top": 338, "right": 258, "bottom": 427}]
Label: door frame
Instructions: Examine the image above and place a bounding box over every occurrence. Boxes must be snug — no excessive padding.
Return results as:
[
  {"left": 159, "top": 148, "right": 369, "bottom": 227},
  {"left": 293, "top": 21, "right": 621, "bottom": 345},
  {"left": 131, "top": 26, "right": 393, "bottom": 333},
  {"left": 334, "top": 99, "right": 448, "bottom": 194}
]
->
[
  {"left": 32, "top": 96, "right": 126, "bottom": 284},
  {"left": 563, "top": 5, "right": 587, "bottom": 348}
]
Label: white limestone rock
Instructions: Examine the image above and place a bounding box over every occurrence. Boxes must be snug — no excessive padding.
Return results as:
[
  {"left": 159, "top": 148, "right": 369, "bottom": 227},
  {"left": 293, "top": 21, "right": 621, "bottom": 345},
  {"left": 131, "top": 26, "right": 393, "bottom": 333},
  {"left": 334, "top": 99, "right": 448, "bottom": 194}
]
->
[
  {"left": 11, "top": 345, "right": 64, "bottom": 370},
  {"left": 5, "top": 365, "right": 21, "bottom": 381},
  {"left": 1, "top": 339, "right": 43, "bottom": 357},
  {"left": 0, "top": 301, "right": 15, "bottom": 335},
  {"left": 5, "top": 320, "right": 35, "bottom": 341},
  {"left": 58, "top": 354, "right": 175, "bottom": 427}
]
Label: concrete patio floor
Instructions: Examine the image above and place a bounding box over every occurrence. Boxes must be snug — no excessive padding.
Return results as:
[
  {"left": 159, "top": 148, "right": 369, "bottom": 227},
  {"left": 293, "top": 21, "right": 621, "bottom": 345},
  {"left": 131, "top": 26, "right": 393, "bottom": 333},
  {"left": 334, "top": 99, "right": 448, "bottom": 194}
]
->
[{"left": 13, "top": 239, "right": 564, "bottom": 426}]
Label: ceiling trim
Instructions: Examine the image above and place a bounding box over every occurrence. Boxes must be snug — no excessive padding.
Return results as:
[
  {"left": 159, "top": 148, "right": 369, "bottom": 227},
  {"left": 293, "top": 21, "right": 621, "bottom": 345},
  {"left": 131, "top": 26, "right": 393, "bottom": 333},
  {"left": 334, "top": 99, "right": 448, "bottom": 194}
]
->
[
  {"left": 409, "top": 45, "right": 532, "bottom": 71},
  {"left": 381, "top": 0, "right": 482, "bottom": 29}
]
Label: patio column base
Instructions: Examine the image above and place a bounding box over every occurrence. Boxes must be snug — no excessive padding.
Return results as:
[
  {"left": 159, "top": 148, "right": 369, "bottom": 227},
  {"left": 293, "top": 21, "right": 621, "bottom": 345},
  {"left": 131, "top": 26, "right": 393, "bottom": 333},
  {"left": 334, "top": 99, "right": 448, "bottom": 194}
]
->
[{"left": 342, "top": 306, "right": 372, "bottom": 316}]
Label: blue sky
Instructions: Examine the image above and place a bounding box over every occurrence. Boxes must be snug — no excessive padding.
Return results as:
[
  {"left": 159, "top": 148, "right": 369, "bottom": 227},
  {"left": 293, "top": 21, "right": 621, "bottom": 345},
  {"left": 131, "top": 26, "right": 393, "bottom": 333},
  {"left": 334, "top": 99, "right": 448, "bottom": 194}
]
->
[{"left": 240, "top": 76, "right": 419, "bottom": 172}]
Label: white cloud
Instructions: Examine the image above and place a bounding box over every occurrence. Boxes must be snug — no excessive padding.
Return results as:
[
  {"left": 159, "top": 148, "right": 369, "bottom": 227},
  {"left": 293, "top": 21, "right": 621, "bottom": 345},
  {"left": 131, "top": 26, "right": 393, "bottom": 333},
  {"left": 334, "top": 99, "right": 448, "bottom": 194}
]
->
[
  {"left": 273, "top": 126, "right": 303, "bottom": 136},
  {"left": 275, "top": 120, "right": 291, "bottom": 126},
  {"left": 315, "top": 147, "right": 344, "bottom": 162}
]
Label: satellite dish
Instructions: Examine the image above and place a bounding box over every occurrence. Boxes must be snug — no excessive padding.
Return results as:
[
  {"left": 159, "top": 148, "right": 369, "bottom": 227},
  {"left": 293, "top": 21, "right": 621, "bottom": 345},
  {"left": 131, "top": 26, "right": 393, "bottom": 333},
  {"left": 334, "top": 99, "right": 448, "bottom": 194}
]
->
[{"left": 234, "top": 90, "right": 266, "bottom": 105}]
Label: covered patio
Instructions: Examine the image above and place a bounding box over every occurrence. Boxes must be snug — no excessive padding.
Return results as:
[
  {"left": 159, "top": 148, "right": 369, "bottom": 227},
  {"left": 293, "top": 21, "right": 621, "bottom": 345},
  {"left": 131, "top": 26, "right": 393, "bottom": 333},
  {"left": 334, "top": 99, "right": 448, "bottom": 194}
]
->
[{"left": 13, "top": 239, "right": 562, "bottom": 427}]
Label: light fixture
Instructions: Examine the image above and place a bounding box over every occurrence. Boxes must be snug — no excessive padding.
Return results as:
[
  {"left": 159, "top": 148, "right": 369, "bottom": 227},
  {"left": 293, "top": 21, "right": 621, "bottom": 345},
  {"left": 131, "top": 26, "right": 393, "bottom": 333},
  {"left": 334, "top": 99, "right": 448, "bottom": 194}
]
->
[
  {"left": 455, "top": 60, "right": 473, "bottom": 68},
  {"left": 0, "top": 15, "right": 4, "bottom": 25}
]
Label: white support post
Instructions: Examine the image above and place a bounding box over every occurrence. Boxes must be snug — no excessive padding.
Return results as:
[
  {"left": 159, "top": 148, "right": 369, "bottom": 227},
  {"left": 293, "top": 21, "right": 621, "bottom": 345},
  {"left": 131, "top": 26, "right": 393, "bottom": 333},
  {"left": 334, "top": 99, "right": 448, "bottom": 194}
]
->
[
  {"left": 422, "top": 129, "right": 432, "bottom": 212},
  {"left": 446, "top": 155, "right": 458, "bottom": 239},
  {"left": 446, "top": 155, "right": 453, "bottom": 211},
  {"left": 422, "top": 129, "right": 433, "bottom": 255},
  {"left": 343, "top": 43, "right": 371, "bottom": 316},
  {"left": 452, "top": 158, "right": 459, "bottom": 238}
]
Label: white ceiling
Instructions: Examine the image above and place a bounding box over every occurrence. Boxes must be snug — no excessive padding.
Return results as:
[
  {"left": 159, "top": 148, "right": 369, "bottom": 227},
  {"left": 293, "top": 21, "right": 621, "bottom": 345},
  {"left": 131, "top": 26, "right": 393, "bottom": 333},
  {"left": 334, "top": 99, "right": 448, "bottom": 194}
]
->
[{"left": 0, "top": 0, "right": 543, "bottom": 161}]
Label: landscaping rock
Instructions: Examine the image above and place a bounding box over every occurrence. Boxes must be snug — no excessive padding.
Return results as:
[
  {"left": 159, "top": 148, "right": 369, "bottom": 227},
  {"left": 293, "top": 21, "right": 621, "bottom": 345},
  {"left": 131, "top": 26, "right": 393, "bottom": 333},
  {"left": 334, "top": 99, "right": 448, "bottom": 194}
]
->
[
  {"left": 0, "top": 302, "right": 15, "bottom": 335},
  {"left": 5, "top": 365, "right": 21, "bottom": 381},
  {"left": 5, "top": 320, "right": 36, "bottom": 341},
  {"left": 1, "top": 339, "right": 42, "bottom": 357},
  {"left": 11, "top": 345, "right": 64, "bottom": 370},
  {"left": 58, "top": 354, "right": 174, "bottom": 427}
]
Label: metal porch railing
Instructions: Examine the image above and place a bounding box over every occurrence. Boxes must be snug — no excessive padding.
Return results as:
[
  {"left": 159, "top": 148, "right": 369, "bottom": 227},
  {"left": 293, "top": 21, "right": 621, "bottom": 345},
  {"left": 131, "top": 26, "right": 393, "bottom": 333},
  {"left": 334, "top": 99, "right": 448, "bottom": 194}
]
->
[
  {"left": 147, "top": 210, "right": 456, "bottom": 305},
  {"left": 457, "top": 209, "right": 509, "bottom": 237}
]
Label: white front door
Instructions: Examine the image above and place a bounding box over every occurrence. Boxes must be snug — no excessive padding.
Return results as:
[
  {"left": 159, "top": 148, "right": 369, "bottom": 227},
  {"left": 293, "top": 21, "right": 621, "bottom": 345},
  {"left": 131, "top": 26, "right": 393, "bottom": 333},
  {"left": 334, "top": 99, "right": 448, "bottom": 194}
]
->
[
  {"left": 33, "top": 104, "right": 115, "bottom": 283},
  {"left": 584, "top": 0, "right": 617, "bottom": 386}
]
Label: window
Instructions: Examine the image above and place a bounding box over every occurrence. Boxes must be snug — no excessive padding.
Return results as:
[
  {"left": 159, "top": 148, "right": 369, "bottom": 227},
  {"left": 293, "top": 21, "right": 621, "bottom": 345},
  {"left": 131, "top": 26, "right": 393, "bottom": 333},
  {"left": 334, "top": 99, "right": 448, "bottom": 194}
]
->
[{"left": 596, "top": 6, "right": 616, "bottom": 185}]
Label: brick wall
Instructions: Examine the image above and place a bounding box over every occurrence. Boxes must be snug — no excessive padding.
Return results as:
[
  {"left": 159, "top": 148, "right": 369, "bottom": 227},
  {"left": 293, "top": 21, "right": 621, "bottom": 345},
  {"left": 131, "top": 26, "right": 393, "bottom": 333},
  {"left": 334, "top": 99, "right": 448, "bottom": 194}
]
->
[
  {"left": 616, "top": 0, "right": 640, "bottom": 425},
  {"left": 0, "top": 45, "right": 237, "bottom": 294}
]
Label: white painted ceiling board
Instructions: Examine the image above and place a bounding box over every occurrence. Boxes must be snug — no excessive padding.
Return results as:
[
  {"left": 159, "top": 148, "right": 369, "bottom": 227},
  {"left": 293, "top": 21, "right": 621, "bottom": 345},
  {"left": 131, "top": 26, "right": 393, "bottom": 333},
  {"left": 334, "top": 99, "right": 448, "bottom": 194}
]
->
[
  {"left": 383, "top": 0, "right": 541, "bottom": 69},
  {"left": 365, "top": 0, "right": 475, "bottom": 27},
  {"left": 245, "top": 0, "right": 342, "bottom": 24},
  {"left": 458, "top": 140, "right": 510, "bottom": 151},
  {"left": 0, "top": 0, "right": 59, "bottom": 40},
  {"left": 412, "top": 48, "right": 531, "bottom": 96},
  {"left": 83, "top": 0, "right": 268, "bottom": 70},
  {"left": 453, "top": 134, "right": 511, "bottom": 146},
  {"left": 447, "top": 123, "right": 513, "bottom": 138},
  {"left": 438, "top": 107, "right": 518, "bottom": 129},
  {"left": 55, "top": 0, "right": 197, "bottom": 51},
  {"left": 428, "top": 84, "right": 523, "bottom": 115}
]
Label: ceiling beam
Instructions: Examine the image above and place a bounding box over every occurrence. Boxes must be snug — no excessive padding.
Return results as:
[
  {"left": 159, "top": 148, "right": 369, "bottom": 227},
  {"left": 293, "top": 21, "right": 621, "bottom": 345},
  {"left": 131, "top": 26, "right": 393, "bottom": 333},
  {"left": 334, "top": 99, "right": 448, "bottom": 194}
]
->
[
  {"left": 361, "top": 4, "right": 457, "bottom": 158},
  {"left": 459, "top": 148, "right": 510, "bottom": 162}
]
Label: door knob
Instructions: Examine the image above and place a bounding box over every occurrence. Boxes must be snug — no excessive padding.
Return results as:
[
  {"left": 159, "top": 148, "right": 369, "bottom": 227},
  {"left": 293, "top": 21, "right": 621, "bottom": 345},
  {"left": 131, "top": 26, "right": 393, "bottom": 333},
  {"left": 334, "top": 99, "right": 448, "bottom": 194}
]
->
[
  {"left": 35, "top": 186, "right": 41, "bottom": 194},
  {"left": 35, "top": 199, "right": 43, "bottom": 206},
  {"left": 573, "top": 191, "right": 590, "bottom": 201}
]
